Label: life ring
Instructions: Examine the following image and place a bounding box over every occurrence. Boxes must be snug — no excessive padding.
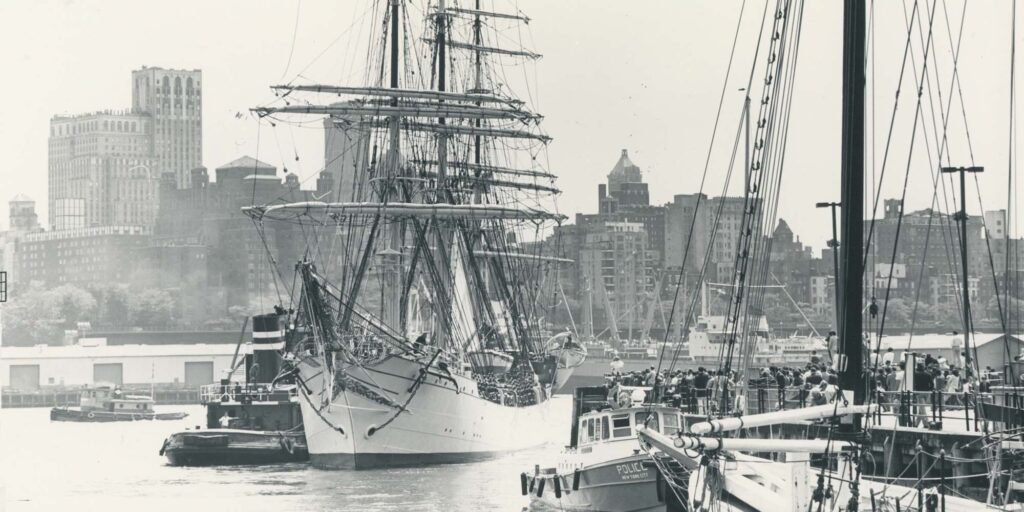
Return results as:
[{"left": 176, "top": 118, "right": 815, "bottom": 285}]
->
[
  {"left": 617, "top": 390, "right": 631, "bottom": 408},
  {"left": 87, "top": 412, "right": 96, "bottom": 419}
]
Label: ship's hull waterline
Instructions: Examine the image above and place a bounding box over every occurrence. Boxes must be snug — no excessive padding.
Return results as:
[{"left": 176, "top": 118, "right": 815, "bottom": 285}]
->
[{"left": 296, "top": 354, "right": 552, "bottom": 469}]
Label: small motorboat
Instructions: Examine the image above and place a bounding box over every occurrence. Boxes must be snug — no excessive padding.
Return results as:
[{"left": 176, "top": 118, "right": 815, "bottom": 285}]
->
[
  {"left": 50, "top": 386, "right": 188, "bottom": 422},
  {"left": 521, "top": 385, "right": 687, "bottom": 512}
]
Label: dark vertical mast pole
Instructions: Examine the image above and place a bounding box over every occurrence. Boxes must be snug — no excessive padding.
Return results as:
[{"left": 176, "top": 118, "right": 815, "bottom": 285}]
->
[
  {"left": 390, "top": 0, "right": 399, "bottom": 92},
  {"left": 941, "top": 165, "right": 984, "bottom": 374},
  {"left": 436, "top": 0, "right": 448, "bottom": 184},
  {"left": 839, "top": 0, "right": 866, "bottom": 411}
]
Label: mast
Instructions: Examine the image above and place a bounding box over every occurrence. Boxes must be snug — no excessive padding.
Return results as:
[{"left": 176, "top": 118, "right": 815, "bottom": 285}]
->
[
  {"left": 472, "top": 0, "right": 483, "bottom": 203},
  {"left": 382, "top": 0, "right": 403, "bottom": 329},
  {"left": 436, "top": 0, "right": 448, "bottom": 184},
  {"left": 838, "top": 0, "right": 866, "bottom": 415}
]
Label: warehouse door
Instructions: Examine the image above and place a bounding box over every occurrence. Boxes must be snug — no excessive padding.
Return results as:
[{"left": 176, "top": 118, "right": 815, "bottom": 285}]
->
[
  {"left": 9, "top": 365, "right": 40, "bottom": 390},
  {"left": 184, "top": 362, "right": 214, "bottom": 387},
  {"left": 93, "top": 363, "right": 123, "bottom": 386}
]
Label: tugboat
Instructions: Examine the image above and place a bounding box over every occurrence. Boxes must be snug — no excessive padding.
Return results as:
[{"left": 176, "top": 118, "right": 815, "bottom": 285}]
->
[
  {"left": 160, "top": 313, "right": 307, "bottom": 466},
  {"left": 50, "top": 386, "right": 188, "bottom": 422},
  {"left": 522, "top": 385, "right": 686, "bottom": 512}
]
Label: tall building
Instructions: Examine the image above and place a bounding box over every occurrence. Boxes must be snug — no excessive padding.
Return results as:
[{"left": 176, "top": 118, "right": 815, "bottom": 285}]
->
[
  {"left": 602, "top": 149, "right": 649, "bottom": 210},
  {"left": 578, "top": 221, "right": 656, "bottom": 339},
  {"left": 48, "top": 111, "right": 156, "bottom": 230},
  {"left": 9, "top": 195, "right": 39, "bottom": 232},
  {"left": 48, "top": 66, "right": 202, "bottom": 231},
  {"left": 663, "top": 193, "right": 749, "bottom": 282},
  {"left": 16, "top": 226, "right": 150, "bottom": 287},
  {"left": 1, "top": 195, "right": 43, "bottom": 286},
  {"left": 864, "top": 198, "right": 987, "bottom": 306},
  {"left": 146, "top": 156, "right": 328, "bottom": 318},
  {"left": 131, "top": 67, "right": 203, "bottom": 189},
  {"left": 323, "top": 107, "right": 371, "bottom": 202},
  {"left": 560, "top": 150, "right": 664, "bottom": 339},
  {"left": 590, "top": 150, "right": 665, "bottom": 262}
]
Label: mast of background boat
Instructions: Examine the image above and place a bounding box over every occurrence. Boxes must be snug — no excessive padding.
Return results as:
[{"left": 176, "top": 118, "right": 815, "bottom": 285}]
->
[{"left": 838, "top": 0, "right": 866, "bottom": 425}]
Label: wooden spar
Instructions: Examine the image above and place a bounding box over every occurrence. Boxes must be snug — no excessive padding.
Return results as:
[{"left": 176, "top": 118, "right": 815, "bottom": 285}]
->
[
  {"left": 346, "top": 119, "right": 550, "bottom": 142},
  {"left": 637, "top": 426, "right": 857, "bottom": 454},
  {"left": 410, "top": 159, "right": 556, "bottom": 180},
  {"left": 689, "top": 403, "right": 876, "bottom": 434},
  {"left": 445, "top": 6, "right": 529, "bottom": 23},
  {"left": 254, "top": 103, "right": 539, "bottom": 121},
  {"left": 412, "top": 171, "right": 560, "bottom": 194},
  {"left": 473, "top": 251, "right": 573, "bottom": 264},
  {"left": 269, "top": 84, "right": 522, "bottom": 106},
  {"left": 242, "top": 202, "right": 566, "bottom": 222},
  {"left": 435, "top": 39, "right": 541, "bottom": 59}
]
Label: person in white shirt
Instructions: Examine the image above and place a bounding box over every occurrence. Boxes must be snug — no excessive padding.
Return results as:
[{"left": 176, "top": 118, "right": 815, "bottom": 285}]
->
[
  {"left": 822, "top": 382, "right": 838, "bottom": 403},
  {"left": 945, "top": 370, "right": 961, "bottom": 405},
  {"left": 610, "top": 356, "right": 624, "bottom": 375},
  {"left": 219, "top": 412, "right": 232, "bottom": 428},
  {"left": 882, "top": 348, "right": 895, "bottom": 366}
]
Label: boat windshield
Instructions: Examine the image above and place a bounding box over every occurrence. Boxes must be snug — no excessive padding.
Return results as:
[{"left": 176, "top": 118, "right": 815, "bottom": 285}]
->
[{"left": 635, "top": 411, "right": 659, "bottom": 432}]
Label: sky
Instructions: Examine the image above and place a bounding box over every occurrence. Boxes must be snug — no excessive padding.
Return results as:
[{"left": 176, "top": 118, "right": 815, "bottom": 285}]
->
[{"left": 0, "top": 0, "right": 1020, "bottom": 253}]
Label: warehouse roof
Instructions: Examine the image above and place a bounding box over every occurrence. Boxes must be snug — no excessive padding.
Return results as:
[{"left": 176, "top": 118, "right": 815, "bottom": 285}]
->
[
  {"left": 869, "top": 333, "right": 1024, "bottom": 351},
  {"left": 0, "top": 343, "right": 246, "bottom": 360}
]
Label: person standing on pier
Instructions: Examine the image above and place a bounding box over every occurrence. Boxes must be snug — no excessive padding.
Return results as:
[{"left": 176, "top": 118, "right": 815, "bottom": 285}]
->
[{"left": 882, "top": 347, "right": 895, "bottom": 366}]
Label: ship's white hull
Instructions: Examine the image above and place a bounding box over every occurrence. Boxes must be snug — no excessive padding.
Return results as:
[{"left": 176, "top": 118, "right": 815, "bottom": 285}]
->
[{"left": 296, "top": 354, "right": 551, "bottom": 469}]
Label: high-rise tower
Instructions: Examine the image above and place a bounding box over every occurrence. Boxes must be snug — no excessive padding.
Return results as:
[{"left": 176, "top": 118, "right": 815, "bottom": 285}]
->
[{"left": 132, "top": 66, "right": 203, "bottom": 189}]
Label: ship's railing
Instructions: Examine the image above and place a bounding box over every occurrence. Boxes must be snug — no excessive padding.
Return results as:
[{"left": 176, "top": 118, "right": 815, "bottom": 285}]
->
[
  {"left": 657, "top": 383, "right": 1019, "bottom": 430},
  {"left": 199, "top": 383, "right": 297, "bottom": 405}
]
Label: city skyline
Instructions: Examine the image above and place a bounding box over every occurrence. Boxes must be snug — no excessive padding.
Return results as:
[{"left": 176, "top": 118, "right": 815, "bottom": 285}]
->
[{"left": 1, "top": 0, "right": 1022, "bottom": 251}]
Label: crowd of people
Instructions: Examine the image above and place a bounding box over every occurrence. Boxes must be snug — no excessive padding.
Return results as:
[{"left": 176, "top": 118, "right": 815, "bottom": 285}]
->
[
  {"left": 474, "top": 360, "right": 540, "bottom": 407},
  {"left": 602, "top": 345, "right": 1013, "bottom": 416}
]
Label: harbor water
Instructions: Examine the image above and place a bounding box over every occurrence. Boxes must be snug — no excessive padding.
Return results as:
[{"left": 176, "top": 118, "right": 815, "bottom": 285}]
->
[{"left": 1, "top": 396, "right": 574, "bottom": 512}]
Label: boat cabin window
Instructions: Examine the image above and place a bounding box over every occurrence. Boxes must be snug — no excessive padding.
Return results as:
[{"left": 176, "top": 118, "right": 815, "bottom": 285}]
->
[
  {"left": 587, "top": 418, "right": 595, "bottom": 440},
  {"left": 663, "top": 412, "right": 681, "bottom": 435},
  {"left": 635, "top": 412, "right": 659, "bottom": 433},
  {"left": 600, "top": 416, "right": 610, "bottom": 440},
  {"left": 611, "top": 414, "right": 631, "bottom": 438}
]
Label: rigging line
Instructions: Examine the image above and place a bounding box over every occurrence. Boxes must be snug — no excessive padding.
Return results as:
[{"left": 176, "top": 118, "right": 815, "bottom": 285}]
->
[
  {"left": 721, "top": 0, "right": 794, "bottom": 376},
  {"left": 911, "top": 0, "right": 971, "bottom": 330},
  {"left": 741, "top": 0, "right": 806, "bottom": 369},
  {"left": 286, "top": 1, "right": 377, "bottom": 85},
  {"left": 1006, "top": 0, "right": 1018, "bottom": 382},
  {"left": 665, "top": 106, "right": 744, "bottom": 373},
  {"left": 870, "top": 0, "right": 877, "bottom": 300},
  {"left": 932, "top": 0, "right": 1007, "bottom": 346},
  {"left": 252, "top": 218, "right": 287, "bottom": 307},
  {"left": 874, "top": 0, "right": 938, "bottom": 369},
  {"left": 861, "top": 0, "right": 920, "bottom": 270},
  {"left": 900, "top": 0, "right": 968, "bottom": 332},
  {"left": 279, "top": 0, "right": 303, "bottom": 80}
]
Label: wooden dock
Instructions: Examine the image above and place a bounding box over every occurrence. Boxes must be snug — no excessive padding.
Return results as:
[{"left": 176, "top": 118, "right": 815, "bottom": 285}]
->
[{"left": 2, "top": 388, "right": 199, "bottom": 408}]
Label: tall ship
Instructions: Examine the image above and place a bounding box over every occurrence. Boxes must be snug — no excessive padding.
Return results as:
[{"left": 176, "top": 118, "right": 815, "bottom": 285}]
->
[{"left": 244, "top": 0, "right": 583, "bottom": 468}]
